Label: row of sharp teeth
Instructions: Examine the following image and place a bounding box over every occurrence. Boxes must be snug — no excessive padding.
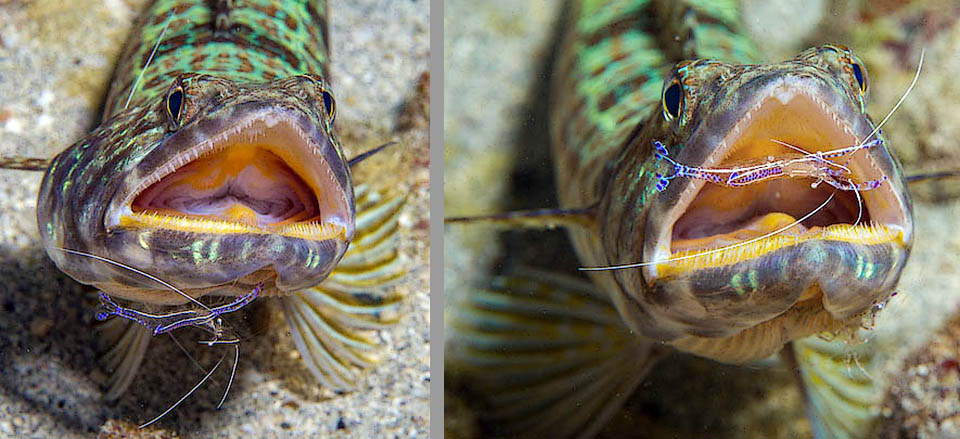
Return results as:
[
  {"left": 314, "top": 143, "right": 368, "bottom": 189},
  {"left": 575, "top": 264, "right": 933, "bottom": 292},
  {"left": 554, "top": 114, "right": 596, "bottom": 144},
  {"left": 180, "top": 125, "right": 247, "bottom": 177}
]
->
[
  {"left": 795, "top": 85, "right": 860, "bottom": 141},
  {"left": 714, "top": 83, "right": 860, "bottom": 170}
]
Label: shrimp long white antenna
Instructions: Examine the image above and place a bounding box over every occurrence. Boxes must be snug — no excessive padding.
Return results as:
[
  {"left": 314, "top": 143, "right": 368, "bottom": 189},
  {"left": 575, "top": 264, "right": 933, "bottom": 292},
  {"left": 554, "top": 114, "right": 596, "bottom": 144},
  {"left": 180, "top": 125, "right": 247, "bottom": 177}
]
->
[
  {"left": 773, "top": 49, "right": 923, "bottom": 160},
  {"left": 861, "top": 47, "right": 925, "bottom": 145},
  {"left": 124, "top": 18, "right": 173, "bottom": 110},
  {"left": 218, "top": 344, "right": 240, "bottom": 410},
  {"left": 169, "top": 334, "right": 239, "bottom": 409},
  {"left": 168, "top": 332, "right": 209, "bottom": 374},
  {"left": 580, "top": 191, "right": 836, "bottom": 271},
  {"left": 157, "top": 322, "right": 242, "bottom": 424},
  {"left": 54, "top": 247, "right": 212, "bottom": 312},
  {"left": 138, "top": 354, "right": 226, "bottom": 429},
  {"left": 768, "top": 139, "right": 852, "bottom": 174},
  {"left": 852, "top": 185, "right": 864, "bottom": 227}
]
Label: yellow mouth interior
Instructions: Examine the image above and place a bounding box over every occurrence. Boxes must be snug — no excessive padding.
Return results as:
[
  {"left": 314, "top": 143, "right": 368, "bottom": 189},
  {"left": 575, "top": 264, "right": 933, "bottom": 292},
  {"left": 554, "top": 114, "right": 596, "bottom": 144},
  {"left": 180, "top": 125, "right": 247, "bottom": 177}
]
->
[{"left": 132, "top": 144, "right": 319, "bottom": 227}]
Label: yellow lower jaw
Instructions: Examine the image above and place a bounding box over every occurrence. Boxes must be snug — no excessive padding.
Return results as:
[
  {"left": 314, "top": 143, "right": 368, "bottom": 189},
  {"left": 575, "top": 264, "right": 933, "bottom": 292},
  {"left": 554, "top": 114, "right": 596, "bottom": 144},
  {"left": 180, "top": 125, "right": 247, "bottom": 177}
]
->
[
  {"left": 121, "top": 211, "right": 265, "bottom": 234},
  {"left": 119, "top": 211, "right": 346, "bottom": 241},
  {"left": 657, "top": 219, "right": 903, "bottom": 277}
]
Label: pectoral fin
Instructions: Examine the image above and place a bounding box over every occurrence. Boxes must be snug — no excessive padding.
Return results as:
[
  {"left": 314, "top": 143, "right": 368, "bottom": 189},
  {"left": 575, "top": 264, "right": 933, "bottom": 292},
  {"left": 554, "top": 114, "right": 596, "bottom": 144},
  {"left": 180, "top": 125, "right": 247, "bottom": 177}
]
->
[
  {"left": 282, "top": 186, "right": 406, "bottom": 390},
  {"left": 445, "top": 207, "right": 596, "bottom": 231},
  {"left": 0, "top": 156, "right": 51, "bottom": 171},
  {"left": 447, "top": 270, "right": 661, "bottom": 438},
  {"left": 792, "top": 335, "right": 883, "bottom": 439},
  {"left": 98, "top": 315, "right": 152, "bottom": 400}
]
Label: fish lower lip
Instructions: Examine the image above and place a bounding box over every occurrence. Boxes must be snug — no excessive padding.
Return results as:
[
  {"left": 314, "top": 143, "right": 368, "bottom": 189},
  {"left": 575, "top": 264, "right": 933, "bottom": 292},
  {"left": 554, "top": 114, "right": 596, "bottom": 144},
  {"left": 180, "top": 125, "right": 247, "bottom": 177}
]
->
[
  {"left": 657, "top": 221, "right": 904, "bottom": 277},
  {"left": 651, "top": 234, "right": 908, "bottom": 334}
]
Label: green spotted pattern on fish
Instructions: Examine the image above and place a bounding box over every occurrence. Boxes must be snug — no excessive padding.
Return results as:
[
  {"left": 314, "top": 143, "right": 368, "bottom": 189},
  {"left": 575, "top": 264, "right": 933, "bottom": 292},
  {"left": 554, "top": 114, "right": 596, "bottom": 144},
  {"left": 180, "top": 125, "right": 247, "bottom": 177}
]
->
[
  {"left": 448, "top": 0, "right": 914, "bottom": 437},
  {"left": 18, "top": 0, "right": 404, "bottom": 402}
]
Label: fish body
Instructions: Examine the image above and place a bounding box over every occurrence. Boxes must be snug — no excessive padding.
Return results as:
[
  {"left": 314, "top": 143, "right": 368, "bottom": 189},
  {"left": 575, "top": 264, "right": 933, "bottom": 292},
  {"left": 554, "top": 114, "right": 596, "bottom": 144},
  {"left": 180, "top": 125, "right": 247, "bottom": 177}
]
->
[
  {"left": 40, "top": 0, "right": 351, "bottom": 304},
  {"left": 33, "top": 0, "right": 404, "bottom": 398},
  {"left": 448, "top": 0, "right": 914, "bottom": 436}
]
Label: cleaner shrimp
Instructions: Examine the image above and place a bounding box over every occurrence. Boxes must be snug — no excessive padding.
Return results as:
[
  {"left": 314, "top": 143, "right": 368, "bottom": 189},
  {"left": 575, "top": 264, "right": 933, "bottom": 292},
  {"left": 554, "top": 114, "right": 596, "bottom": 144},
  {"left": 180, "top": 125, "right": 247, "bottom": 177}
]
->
[{"left": 53, "top": 247, "right": 255, "bottom": 429}]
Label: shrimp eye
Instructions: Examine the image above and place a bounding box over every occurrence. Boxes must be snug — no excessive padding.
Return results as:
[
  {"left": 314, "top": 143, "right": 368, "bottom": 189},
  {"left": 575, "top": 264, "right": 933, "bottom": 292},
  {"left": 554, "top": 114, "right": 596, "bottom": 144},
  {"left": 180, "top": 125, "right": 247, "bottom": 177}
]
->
[
  {"left": 321, "top": 89, "right": 336, "bottom": 124},
  {"left": 851, "top": 62, "right": 867, "bottom": 94},
  {"left": 662, "top": 79, "right": 683, "bottom": 121},
  {"left": 166, "top": 87, "right": 184, "bottom": 124}
]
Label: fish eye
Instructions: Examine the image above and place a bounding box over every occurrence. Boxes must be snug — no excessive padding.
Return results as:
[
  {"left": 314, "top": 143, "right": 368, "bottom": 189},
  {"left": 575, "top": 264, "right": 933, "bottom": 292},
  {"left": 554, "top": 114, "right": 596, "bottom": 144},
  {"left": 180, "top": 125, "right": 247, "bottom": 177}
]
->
[
  {"left": 322, "top": 89, "right": 336, "bottom": 124},
  {"left": 851, "top": 62, "right": 867, "bottom": 94},
  {"left": 662, "top": 79, "right": 683, "bottom": 121},
  {"left": 166, "top": 87, "right": 184, "bottom": 125}
]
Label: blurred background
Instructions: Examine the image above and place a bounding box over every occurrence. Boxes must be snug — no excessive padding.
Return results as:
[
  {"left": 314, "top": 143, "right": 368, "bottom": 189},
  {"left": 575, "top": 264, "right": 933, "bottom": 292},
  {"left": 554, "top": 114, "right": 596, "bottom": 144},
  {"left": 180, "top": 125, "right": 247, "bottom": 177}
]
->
[{"left": 445, "top": 0, "right": 960, "bottom": 437}]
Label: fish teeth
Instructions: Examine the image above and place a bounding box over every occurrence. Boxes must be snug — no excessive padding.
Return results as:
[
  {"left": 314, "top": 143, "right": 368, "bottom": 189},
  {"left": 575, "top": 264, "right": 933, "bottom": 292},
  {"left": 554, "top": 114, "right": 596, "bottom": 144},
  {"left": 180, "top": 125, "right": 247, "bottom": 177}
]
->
[{"left": 773, "top": 88, "right": 796, "bottom": 105}]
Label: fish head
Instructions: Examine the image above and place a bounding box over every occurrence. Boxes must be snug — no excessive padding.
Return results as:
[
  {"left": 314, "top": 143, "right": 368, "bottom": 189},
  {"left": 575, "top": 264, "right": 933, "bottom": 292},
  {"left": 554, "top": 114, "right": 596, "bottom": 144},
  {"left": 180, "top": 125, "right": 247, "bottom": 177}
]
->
[
  {"left": 601, "top": 45, "right": 913, "bottom": 360},
  {"left": 39, "top": 73, "right": 354, "bottom": 305}
]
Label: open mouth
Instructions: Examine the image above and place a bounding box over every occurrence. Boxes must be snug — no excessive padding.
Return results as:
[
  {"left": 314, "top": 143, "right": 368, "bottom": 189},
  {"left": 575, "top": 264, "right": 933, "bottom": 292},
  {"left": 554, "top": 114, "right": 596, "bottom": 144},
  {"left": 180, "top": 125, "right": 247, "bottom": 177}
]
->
[
  {"left": 117, "top": 114, "right": 350, "bottom": 240},
  {"left": 652, "top": 82, "right": 909, "bottom": 277}
]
